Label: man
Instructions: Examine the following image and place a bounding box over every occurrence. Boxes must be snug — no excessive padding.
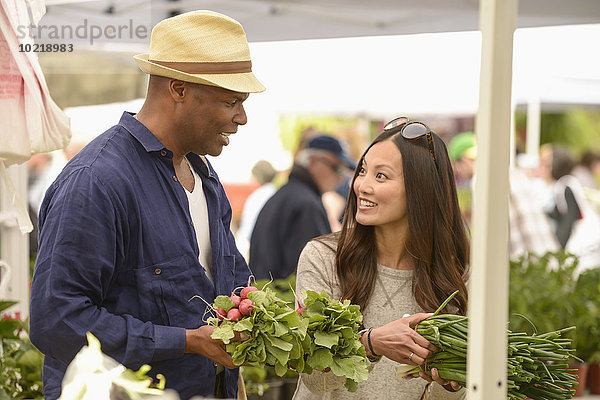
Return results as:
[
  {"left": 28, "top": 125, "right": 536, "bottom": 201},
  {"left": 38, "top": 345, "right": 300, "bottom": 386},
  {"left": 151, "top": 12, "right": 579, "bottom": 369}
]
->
[
  {"left": 29, "top": 10, "right": 264, "bottom": 400},
  {"left": 249, "top": 135, "right": 355, "bottom": 280}
]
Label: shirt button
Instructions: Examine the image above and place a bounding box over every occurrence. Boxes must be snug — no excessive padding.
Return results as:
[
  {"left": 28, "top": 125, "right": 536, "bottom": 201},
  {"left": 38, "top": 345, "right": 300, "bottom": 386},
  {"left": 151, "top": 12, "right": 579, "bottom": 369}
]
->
[
  {"left": 172, "top": 175, "right": 177, "bottom": 182},
  {"left": 154, "top": 268, "right": 162, "bottom": 275},
  {"left": 190, "top": 220, "right": 194, "bottom": 226},
  {"left": 160, "top": 150, "right": 167, "bottom": 157}
]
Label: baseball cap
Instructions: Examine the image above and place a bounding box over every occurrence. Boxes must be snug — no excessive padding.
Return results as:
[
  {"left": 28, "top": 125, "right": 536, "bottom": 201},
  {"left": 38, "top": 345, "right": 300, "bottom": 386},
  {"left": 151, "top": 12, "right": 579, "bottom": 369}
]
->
[
  {"left": 448, "top": 132, "right": 477, "bottom": 162},
  {"left": 307, "top": 135, "right": 356, "bottom": 170}
]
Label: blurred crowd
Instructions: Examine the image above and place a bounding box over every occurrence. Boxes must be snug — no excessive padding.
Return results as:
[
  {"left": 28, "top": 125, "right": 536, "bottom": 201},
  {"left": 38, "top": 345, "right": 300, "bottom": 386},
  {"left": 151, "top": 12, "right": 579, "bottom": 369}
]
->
[
  {"left": 232, "top": 129, "right": 600, "bottom": 280},
  {"left": 26, "top": 125, "right": 600, "bottom": 279},
  {"left": 420, "top": 131, "right": 600, "bottom": 274}
]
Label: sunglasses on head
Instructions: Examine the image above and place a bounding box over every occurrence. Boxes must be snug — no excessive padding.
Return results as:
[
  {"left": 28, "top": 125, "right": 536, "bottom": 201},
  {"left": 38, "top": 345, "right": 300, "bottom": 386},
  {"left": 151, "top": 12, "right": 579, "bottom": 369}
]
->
[{"left": 383, "top": 116, "right": 436, "bottom": 162}]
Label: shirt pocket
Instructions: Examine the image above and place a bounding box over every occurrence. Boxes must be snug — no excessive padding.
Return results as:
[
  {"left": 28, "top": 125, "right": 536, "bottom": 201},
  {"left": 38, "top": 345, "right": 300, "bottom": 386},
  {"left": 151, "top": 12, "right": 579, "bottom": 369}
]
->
[
  {"left": 218, "top": 254, "right": 236, "bottom": 294},
  {"left": 133, "top": 256, "right": 201, "bottom": 327}
]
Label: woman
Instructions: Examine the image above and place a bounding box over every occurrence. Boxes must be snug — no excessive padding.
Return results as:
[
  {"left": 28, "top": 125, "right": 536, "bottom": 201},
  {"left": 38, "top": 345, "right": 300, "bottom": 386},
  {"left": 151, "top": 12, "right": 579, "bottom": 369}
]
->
[{"left": 293, "top": 117, "right": 469, "bottom": 400}]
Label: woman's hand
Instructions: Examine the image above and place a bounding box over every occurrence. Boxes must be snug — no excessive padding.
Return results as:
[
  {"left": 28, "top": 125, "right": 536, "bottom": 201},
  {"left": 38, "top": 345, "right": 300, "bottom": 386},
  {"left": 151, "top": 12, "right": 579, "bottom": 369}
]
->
[
  {"left": 366, "top": 313, "right": 437, "bottom": 365},
  {"left": 419, "top": 368, "right": 462, "bottom": 392}
]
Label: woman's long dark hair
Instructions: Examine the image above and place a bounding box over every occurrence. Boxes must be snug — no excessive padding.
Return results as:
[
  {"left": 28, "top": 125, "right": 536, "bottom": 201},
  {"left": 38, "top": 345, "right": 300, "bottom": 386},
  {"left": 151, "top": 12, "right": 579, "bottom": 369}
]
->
[{"left": 334, "top": 127, "right": 470, "bottom": 315}]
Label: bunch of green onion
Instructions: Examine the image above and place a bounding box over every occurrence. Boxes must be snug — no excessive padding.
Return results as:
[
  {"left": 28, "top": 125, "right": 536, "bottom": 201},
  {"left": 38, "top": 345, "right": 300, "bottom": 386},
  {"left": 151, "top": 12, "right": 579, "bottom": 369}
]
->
[{"left": 396, "top": 291, "right": 580, "bottom": 399}]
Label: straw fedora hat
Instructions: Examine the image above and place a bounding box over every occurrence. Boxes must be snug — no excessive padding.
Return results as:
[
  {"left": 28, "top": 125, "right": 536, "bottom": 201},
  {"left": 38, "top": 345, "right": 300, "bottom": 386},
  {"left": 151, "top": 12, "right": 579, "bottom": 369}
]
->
[{"left": 134, "top": 10, "right": 265, "bottom": 93}]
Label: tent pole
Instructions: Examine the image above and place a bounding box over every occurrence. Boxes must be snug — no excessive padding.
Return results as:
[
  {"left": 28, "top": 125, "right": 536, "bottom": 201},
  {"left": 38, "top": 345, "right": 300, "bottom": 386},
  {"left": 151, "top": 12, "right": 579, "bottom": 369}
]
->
[
  {"left": 526, "top": 98, "right": 542, "bottom": 161},
  {"left": 510, "top": 101, "right": 517, "bottom": 167},
  {"left": 468, "top": 0, "right": 517, "bottom": 399}
]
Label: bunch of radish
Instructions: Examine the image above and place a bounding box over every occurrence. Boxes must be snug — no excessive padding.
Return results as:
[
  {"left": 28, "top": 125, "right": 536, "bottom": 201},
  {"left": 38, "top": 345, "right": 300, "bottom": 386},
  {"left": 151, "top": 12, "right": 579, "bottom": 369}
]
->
[
  {"left": 207, "top": 282, "right": 310, "bottom": 379},
  {"left": 215, "top": 286, "right": 258, "bottom": 323},
  {"left": 206, "top": 284, "right": 369, "bottom": 392}
]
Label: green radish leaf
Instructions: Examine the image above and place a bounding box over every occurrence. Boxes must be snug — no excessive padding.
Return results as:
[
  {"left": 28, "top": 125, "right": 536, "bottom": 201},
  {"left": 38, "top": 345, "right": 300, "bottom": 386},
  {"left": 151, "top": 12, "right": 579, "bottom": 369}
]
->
[
  {"left": 265, "top": 335, "right": 294, "bottom": 352},
  {"left": 275, "top": 362, "right": 288, "bottom": 377},
  {"left": 296, "top": 317, "right": 309, "bottom": 339},
  {"left": 314, "top": 331, "right": 339, "bottom": 349},
  {"left": 289, "top": 336, "right": 303, "bottom": 360},
  {"left": 272, "top": 321, "right": 289, "bottom": 337},
  {"left": 307, "top": 348, "right": 333, "bottom": 371},
  {"left": 247, "top": 290, "right": 269, "bottom": 307},
  {"left": 330, "top": 356, "right": 354, "bottom": 378},
  {"left": 233, "top": 318, "right": 254, "bottom": 332},
  {"left": 265, "top": 340, "right": 290, "bottom": 366},
  {"left": 214, "top": 295, "right": 235, "bottom": 312},
  {"left": 345, "top": 378, "right": 359, "bottom": 392},
  {"left": 265, "top": 352, "right": 276, "bottom": 366},
  {"left": 226, "top": 342, "right": 237, "bottom": 354},
  {"left": 211, "top": 324, "right": 235, "bottom": 344},
  {"left": 276, "top": 309, "right": 301, "bottom": 326},
  {"left": 290, "top": 352, "right": 305, "bottom": 373}
]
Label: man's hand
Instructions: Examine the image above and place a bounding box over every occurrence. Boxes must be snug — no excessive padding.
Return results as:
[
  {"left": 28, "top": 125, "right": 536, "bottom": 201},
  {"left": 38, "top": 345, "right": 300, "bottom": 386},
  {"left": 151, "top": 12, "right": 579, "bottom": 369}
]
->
[{"left": 185, "top": 325, "right": 248, "bottom": 369}]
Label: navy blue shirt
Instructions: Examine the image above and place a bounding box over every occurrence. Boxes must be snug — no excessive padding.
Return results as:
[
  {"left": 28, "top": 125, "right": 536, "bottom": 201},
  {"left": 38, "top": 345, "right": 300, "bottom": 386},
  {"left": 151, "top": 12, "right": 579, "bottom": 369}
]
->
[{"left": 29, "top": 112, "right": 251, "bottom": 400}]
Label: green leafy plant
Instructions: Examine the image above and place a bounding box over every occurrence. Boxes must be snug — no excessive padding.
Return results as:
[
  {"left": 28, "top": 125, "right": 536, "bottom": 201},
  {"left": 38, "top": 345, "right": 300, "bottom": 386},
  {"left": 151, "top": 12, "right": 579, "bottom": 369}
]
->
[
  {"left": 509, "top": 251, "right": 579, "bottom": 341},
  {"left": 573, "top": 267, "right": 600, "bottom": 363},
  {"left": 0, "top": 301, "right": 44, "bottom": 400}
]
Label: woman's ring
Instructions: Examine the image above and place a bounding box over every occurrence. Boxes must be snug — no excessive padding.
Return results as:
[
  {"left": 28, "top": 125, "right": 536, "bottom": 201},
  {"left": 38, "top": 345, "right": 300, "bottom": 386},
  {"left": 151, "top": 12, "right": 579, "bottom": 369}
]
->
[{"left": 408, "top": 352, "right": 414, "bottom": 361}]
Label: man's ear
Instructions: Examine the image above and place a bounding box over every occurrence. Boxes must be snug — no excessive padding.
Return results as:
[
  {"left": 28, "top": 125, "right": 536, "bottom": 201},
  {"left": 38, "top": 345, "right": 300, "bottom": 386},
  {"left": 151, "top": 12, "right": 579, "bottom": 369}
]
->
[{"left": 168, "top": 79, "right": 187, "bottom": 103}]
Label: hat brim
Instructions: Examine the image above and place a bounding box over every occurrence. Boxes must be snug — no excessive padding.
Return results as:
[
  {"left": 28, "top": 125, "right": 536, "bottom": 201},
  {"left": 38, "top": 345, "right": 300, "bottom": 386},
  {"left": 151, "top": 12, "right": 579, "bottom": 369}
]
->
[
  {"left": 339, "top": 154, "right": 356, "bottom": 170},
  {"left": 134, "top": 53, "right": 265, "bottom": 93}
]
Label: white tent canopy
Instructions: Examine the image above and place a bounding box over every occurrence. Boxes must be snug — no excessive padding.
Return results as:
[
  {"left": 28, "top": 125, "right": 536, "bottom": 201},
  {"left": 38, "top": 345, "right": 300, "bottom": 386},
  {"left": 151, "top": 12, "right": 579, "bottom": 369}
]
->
[
  {"left": 39, "top": 0, "right": 600, "bottom": 44},
  {"left": 63, "top": 23, "right": 600, "bottom": 182}
]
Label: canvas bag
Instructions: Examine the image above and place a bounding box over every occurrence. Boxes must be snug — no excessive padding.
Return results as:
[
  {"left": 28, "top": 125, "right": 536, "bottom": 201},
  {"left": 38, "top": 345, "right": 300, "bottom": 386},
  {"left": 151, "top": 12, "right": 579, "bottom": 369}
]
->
[{"left": 0, "top": 0, "right": 70, "bottom": 233}]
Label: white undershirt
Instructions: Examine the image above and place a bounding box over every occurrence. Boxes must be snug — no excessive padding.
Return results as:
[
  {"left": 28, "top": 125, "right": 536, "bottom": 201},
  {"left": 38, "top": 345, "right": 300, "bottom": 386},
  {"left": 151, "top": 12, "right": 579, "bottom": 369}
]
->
[{"left": 184, "top": 159, "right": 213, "bottom": 284}]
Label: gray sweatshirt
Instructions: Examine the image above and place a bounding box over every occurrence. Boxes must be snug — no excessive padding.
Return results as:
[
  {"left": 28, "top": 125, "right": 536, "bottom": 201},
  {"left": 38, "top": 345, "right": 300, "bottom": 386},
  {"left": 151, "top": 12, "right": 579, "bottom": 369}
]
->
[{"left": 292, "top": 240, "right": 467, "bottom": 400}]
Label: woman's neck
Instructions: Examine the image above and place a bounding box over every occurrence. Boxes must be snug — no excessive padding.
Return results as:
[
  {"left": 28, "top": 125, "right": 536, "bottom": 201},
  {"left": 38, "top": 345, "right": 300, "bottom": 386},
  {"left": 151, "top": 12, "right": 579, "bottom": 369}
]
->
[{"left": 374, "top": 222, "right": 413, "bottom": 270}]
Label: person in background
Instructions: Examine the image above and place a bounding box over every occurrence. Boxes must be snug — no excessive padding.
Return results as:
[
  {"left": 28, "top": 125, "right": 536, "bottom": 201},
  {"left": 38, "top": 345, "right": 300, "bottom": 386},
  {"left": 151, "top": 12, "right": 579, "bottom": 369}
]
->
[
  {"left": 538, "top": 144, "right": 600, "bottom": 272},
  {"left": 539, "top": 145, "right": 580, "bottom": 247},
  {"left": 296, "top": 128, "right": 355, "bottom": 233},
  {"left": 293, "top": 117, "right": 467, "bottom": 400},
  {"left": 571, "top": 151, "right": 600, "bottom": 190},
  {"left": 449, "top": 133, "right": 559, "bottom": 259},
  {"left": 322, "top": 178, "right": 350, "bottom": 232},
  {"left": 236, "top": 160, "right": 278, "bottom": 260},
  {"left": 249, "top": 135, "right": 355, "bottom": 280},
  {"left": 508, "top": 166, "right": 560, "bottom": 259},
  {"left": 447, "top": 131, "right": 476, "bottom": 188},
  {"left": 29, "top": 10, "right": 264, "bottom": 400}
]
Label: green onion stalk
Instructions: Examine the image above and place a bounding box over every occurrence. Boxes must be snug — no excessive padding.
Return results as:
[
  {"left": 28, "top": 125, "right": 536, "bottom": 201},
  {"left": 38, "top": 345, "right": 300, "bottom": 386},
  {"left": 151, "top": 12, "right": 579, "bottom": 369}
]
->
[{"left": 395, "top": 291, "right": 580, "bottom": 400}]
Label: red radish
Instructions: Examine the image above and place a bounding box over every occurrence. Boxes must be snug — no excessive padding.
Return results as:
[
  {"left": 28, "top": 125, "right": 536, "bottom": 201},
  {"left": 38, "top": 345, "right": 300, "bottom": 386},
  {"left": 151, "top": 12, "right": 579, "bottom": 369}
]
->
[
  {"left": 216, "top": 308, "right": 227, "bottom": 320},
  {"left": 296, "top": 306, "right": 307, "bottom": 316},
  {"left": 239, "top": 299, "right": 254, "bottom": 315},
  {"left": 230, "top": 294, "right": 242, "bottom": 307},
  {"left": 227, "top": 308, "right": 242, "bottom": 322},
  {"left": 240, "top": 286, "right": 258, "bottom": 299}
]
